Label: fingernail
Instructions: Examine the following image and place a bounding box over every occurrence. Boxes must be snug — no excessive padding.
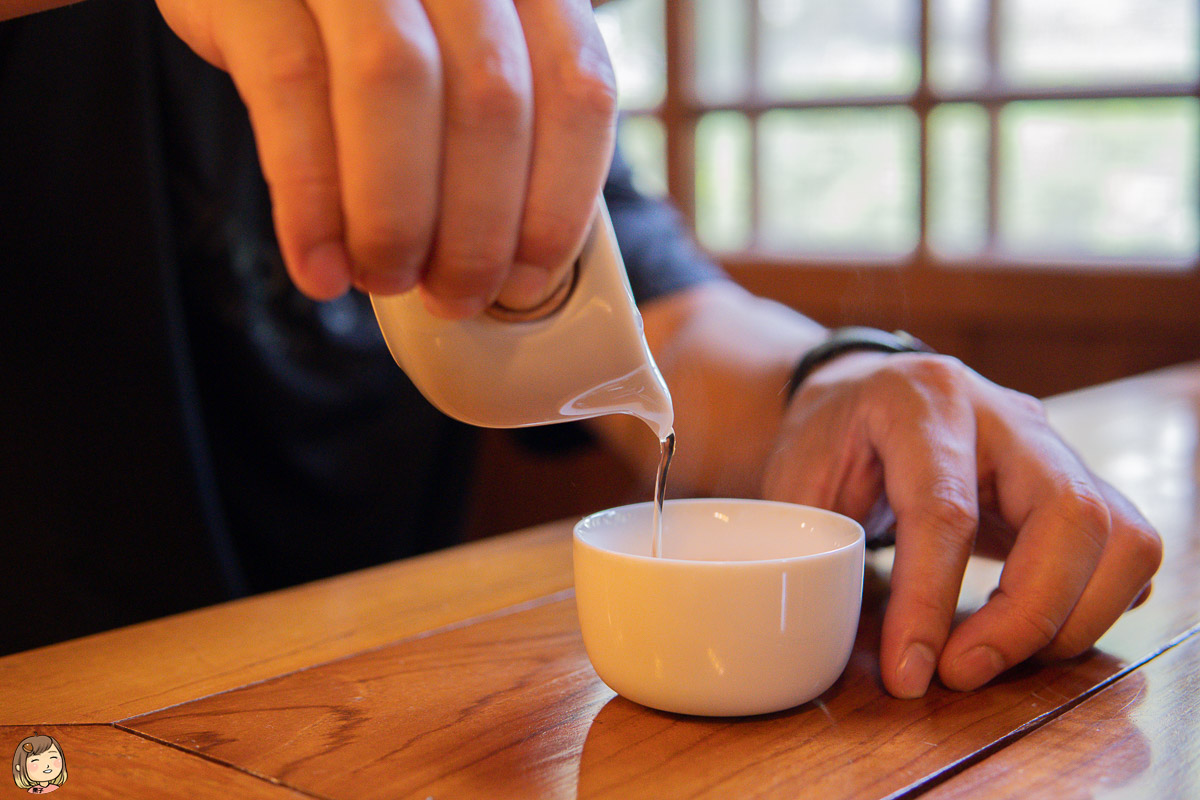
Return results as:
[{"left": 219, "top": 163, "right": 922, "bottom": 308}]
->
[
  {"left": 894, "top": 642, "right": 937, "bottom": 698},
  {"left": 494, "top": 265, "right": 552, "bottom": 312},
  {"left": 950, "top": 645, "right": 1006, "bottom": 690}
]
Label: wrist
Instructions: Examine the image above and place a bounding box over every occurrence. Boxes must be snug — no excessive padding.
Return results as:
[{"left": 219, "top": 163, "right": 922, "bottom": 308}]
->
[
  {"left": 785, "top": 327, "right": 933, "bottom": 405},
  {"left": 803, "top": 349, "right": 893, "bottom": 385}
]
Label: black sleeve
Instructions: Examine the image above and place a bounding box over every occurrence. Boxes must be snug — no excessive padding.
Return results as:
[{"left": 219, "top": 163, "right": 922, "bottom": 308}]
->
[{"left": 602, "top": 142, "right": 728, "bottom": 305}]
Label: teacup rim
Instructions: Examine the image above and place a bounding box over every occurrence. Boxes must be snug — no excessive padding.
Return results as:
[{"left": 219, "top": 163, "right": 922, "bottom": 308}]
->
[{"left": 574, "top": 497, "right": 865, "bottom": 566}]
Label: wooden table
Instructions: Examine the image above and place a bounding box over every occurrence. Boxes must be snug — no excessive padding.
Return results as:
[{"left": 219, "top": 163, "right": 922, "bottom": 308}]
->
[{"left": 3, "top": 364, "right": 1198, "bottom": 799}]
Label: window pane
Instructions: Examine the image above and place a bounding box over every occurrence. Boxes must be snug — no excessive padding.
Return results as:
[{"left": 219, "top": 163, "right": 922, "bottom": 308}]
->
[
  {"left": 1004, "top": 0, "right": 1200, "bottom": 87},
  {"left": 696, "top": 112, "right": 752, "bottom": 251},
  {"left": 696, "top": 0, "right": 750, "bottom": 104},
  {"left": 759, "top": 0, "right": 919, "bottom": 99},
  {"left": 596, "top": 0, "right": 665, "bottom": 110},
  {"left": 928, "top": 103, "right": 989, "bottom": 256},
  {"left": 617, "top": 115, "right": 667, "bottom": 198},
  {"left": 929, "top": 0, "right": 989, "bottom": 92},
  {"left": 999, "top": 99, "right": 1199, "bottom": 262},
  {"left": 759, "top": 108, "right": 919, "bottom": 255}
]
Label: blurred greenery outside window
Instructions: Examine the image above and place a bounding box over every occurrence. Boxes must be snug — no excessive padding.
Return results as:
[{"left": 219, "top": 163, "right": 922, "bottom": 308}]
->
[{"left": 596, "top": 0, "right": 1199, "bottom": 270}]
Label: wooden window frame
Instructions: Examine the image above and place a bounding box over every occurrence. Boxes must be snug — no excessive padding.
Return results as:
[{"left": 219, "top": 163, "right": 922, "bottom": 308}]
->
[{"left": 640, "top": 0, "right": 1200, "bottom": 329}]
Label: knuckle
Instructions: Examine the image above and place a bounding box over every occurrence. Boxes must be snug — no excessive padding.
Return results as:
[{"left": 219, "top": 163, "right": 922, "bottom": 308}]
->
[
  {"left": 903, "top": 589, "right": 952, "bottom": 624},
  {"left": 915, "top": 479, "right": 979, "bottom": 542},
  {"left": 350, "top": 216, "right": 429, "bottom": 271},
  {"left": 261, "top": 38, "right": 327, "bottom": 90},
  {"left": 454, "top": 59, "right": 530, "bottom": 132},
  {"left": 270, "top": 166, "right": 338, "bottom": 210},
  {"left": 520, "top": 208, "right": 583, "bottom": 267},
  {"left": 1005, "top": 388, "right": 1047, "bottom": 421},
  {"left": 1119, "top": 522, "right": 1164, "bottom": 580},
  {"left": 1052, "top": 479, "right": 1112, "bottom": 551},
  {"left": 1044, "top": 630, "right": 1094, "bottom": 661},
  {"left": 903, "top": 354, "right": 969, "bottom": 395},
  {"left": 348, "top": 30, "right": 437, "bottom": 94},
  {"left": 549, "top": 58, "right": 618, "bottom": 124},
  {"left": 1011, "top": 601, "right": 1063, "bottom": 649},
  {"left": 868, "top": 355, "right": 970, "bottom": 422}
]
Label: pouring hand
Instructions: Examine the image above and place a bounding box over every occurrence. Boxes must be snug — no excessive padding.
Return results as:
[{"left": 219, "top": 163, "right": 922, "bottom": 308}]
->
[
  {"left": 762, "top": 351, "right": 1162, "bottom": 698},
  {"left": 156, "top": 0, "right": 616, "bottom": 317}
]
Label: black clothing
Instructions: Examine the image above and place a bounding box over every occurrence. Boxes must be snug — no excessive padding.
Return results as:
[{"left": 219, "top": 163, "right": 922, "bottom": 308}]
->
[{"left": 0, "top": 0, "right": 722, "bottom": 654}]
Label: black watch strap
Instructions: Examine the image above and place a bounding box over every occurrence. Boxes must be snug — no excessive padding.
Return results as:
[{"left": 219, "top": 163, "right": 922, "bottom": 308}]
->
[{"left": 785, "top": 327, "right": 933, "bottom": 403}]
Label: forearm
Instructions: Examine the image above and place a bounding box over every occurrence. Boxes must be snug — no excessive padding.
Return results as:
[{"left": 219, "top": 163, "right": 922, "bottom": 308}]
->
[
  {"left": 1, "top": 0, "right": 83, "bottom": 22},
  {"left": 591, "top": 280, "right": 826, "bottom": 496}
]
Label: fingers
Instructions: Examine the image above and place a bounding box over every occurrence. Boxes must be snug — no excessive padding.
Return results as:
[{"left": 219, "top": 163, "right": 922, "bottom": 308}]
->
[
  {"left": 211, "top": 0, "right": 352, "bottom": 299},
  {"left": 1037, "top": 479, "right": 1162, "bottom": 660},
  {"left": 936, "top": 471, "right": 1106, "bottom": 689},
  {"left": 307, "top": 0, "right": 442, "bottom": 296},
  {"left": 933, "top": 400, "right": 1120, "bottom": 691},
  {"left": 872, "top": 360, "right": 980, "bottom": 699},
  {"left": 184, "top": 0, "right": 612, "bottom": 314},
  {"left": 767, "top": 353, "right": 983, "bottom": 699},
  {"left": 871, "top": 368, "right": 1160, "bottom": 696},
  {"left": 764, "top": 352, "right": 1163, "bottom": 698},
  {"left": 313, "top": 0, "right": 534, "bottom": 313},
  {"left": 497, "top": 0, "right": 617, "bottom": 311},
  {"left": 417, "top": 0, "right": 535, "bottom": 318}
]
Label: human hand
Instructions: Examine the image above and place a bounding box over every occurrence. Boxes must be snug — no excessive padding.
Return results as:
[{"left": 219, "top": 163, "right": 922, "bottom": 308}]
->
[
  {"left": 762, "top": 351, "right": 1162, "bottom": 698},
  {"left": 156, "top": 0, "right": 616, "bottom": 317}
]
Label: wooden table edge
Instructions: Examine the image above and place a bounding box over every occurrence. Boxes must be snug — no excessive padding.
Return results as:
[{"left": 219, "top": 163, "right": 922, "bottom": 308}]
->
[{"left": 0, "top": 519, "right": 579, "bottom": 724}]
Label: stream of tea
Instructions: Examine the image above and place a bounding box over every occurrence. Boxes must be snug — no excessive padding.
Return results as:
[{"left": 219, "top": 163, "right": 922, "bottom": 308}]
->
[{"left": 651, "top": 430, "right": 676, "bottom": 558}]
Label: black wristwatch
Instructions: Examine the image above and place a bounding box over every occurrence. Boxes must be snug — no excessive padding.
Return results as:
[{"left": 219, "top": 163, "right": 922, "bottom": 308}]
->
[{"left": 785, "top": 327, "right": 933, "bottom": 404}]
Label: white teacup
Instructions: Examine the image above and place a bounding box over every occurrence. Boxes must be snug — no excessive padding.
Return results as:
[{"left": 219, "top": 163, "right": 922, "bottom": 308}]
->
[{"left": 574, "top": 498, "right": 865, "bottom": 717}]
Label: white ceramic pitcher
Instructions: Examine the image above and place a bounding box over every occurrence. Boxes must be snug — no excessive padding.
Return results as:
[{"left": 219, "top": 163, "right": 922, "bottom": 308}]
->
[{"left": 370, "top": 199, "right": 673, "bottom": 439}]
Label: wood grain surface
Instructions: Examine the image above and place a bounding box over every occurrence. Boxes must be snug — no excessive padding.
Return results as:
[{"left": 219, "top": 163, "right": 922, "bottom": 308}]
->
[
  {"left": 0, "top": 724, "right": 313, "bottom": 799},
  {"left": 0, "top": 521, "right": 574, "bottom": 724},
  {"left": 126, "top": 595, "right": 607, "bottom": 800},
  {"left": 123, "top": 584, "right": 1156, "bottom": 800},
  {"left": 923, "top": 627, "right": 1200, "bottom": 800}
]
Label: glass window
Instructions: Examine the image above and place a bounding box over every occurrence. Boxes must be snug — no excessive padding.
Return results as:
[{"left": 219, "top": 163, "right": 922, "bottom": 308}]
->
[
  {"left": 929, "top": 0, "right": 990, "bottom": 92},
  {"left": 597, "top": 0, "right": 1199, "bottom": 269},
  {"left": 759, "top": 108, "right": 919, "bottom": 255},
  {"left": 617, "top": 115, "right": 668, "bottom": 198},
  {"left": 928, "top": 103, "right": 989, "bottom": 256},
  {"left": 999, "top": 99, "right": 1199, "bottom": 261},
  {"left": 1003, "top": 0, "right": 1199, "bottom": 87},
  {"left": 759, "top": 0, "right": 920, "bottom": 99},
  {"left": 695, "top": 0, "right": 750, "bottom": 104},
  {"left": 596, "top": 0, "right": 665, "bottom": 110},
  {"left": 696, "top": 112, "right": 753, "bottom": 251}
]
